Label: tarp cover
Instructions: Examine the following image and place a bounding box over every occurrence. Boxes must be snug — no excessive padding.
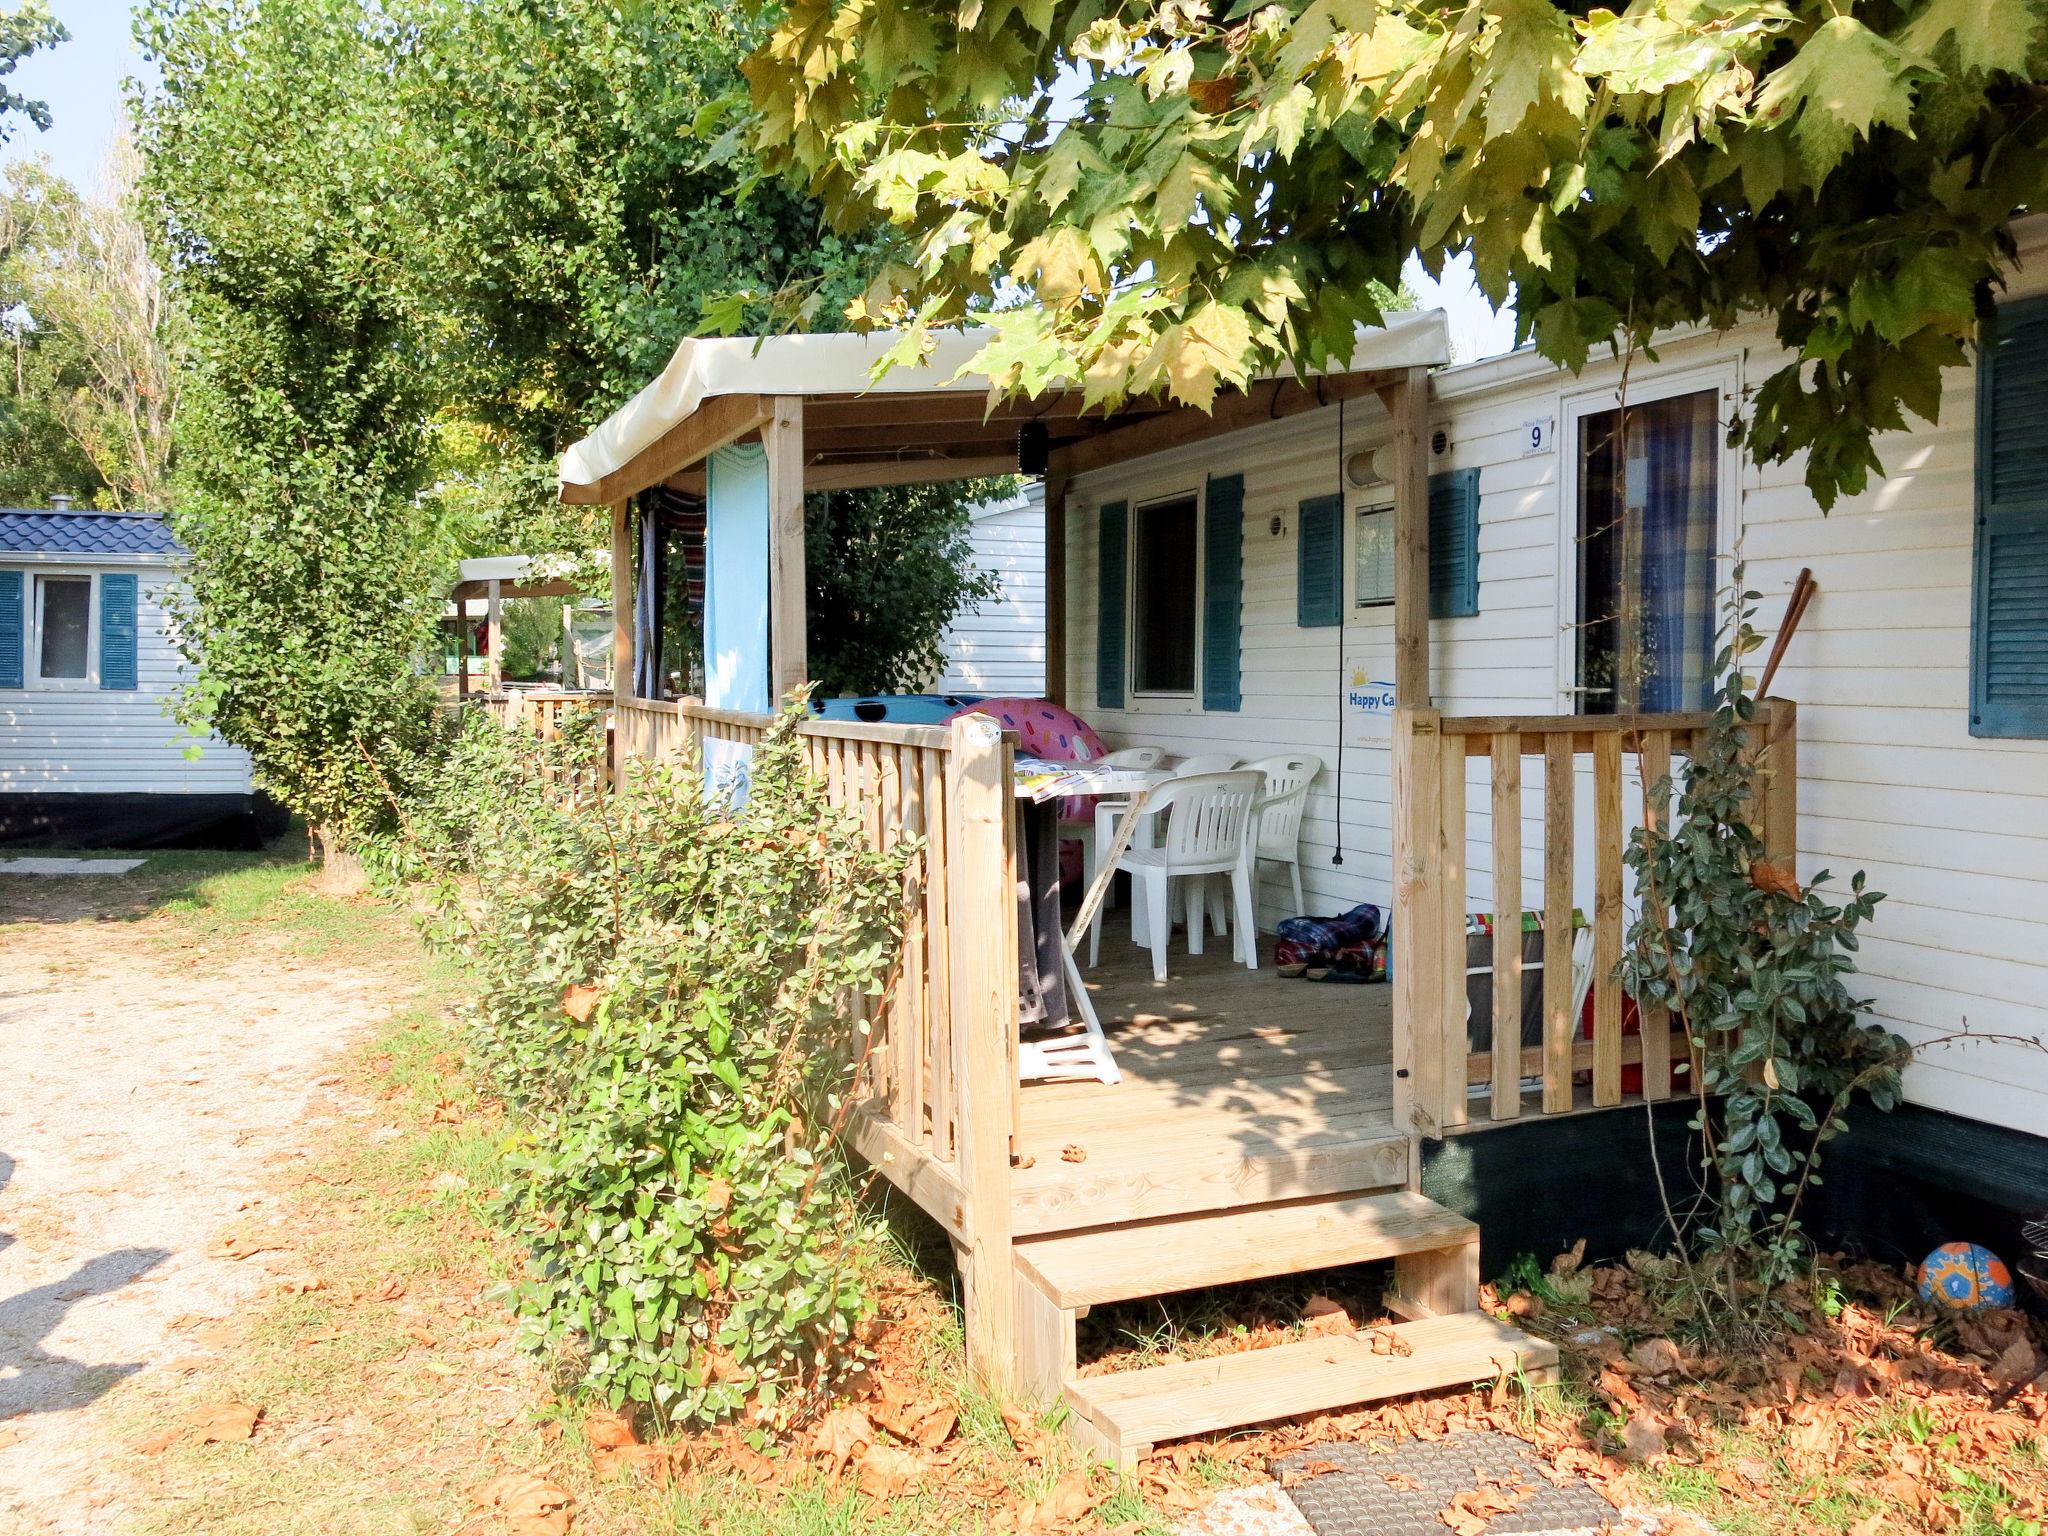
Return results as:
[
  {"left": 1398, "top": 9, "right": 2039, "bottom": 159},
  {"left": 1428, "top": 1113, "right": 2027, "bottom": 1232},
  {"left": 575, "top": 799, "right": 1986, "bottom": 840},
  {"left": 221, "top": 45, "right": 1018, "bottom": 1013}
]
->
[{"left": 557, "top": 310, "right": 1452, "bottom": 494}]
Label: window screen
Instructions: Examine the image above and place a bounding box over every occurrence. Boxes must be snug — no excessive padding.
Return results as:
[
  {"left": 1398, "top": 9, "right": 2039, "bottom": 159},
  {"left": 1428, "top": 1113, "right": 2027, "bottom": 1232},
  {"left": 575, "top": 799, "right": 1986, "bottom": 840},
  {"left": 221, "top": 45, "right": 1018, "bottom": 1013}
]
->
[
  {"left": 37, "top": 575, "right": 89, "bottom": 680},
  {"left": 1132, "top": 494, "right": 1198, "bottom": 693}
]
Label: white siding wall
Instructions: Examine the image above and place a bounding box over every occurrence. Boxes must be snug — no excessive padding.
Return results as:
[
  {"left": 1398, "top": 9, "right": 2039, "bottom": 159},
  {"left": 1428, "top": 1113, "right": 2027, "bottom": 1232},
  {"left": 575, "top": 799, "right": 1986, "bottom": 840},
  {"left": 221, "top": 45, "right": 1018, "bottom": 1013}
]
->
[
  {"left": 1064, "top": 233, "right": 2048, "bottom": 1137},
  {"left": 936, "top": 486, "right": 1047, "bottom": 696},
  {"left": 0, "top": 563, "right": 254, "bottom": 796}
]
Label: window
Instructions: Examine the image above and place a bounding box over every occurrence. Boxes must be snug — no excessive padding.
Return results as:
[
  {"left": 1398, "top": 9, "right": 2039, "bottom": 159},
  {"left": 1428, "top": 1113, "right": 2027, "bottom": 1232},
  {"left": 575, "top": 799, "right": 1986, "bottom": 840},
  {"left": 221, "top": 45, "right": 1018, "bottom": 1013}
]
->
[
  {"left": 1575, "top": 389, "right": 1719, "bottom": 714},
  {"left": 36, "top": 575, "right": 91, "bottom": 682},
  {"left": 1354, "top": 499, "right": 1395, "bottom": 607},
  {"left": 1972, "top": 295, "right": 2048, "bottom": 738},
  {"left": 1131, "top": 493, "right": 1198, "bottom": 694}
]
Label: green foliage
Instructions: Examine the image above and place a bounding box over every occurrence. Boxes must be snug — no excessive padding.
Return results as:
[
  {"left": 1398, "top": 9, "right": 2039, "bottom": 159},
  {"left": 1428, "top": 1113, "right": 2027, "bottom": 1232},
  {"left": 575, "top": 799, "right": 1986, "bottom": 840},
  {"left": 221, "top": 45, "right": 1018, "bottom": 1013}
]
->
[
  {"left": 384, "top": 704, "right": 909, "bottom": 1425},
  {"left": 139, "top": 0, "right": 448, "bottom": 838},
  {"left": 806, "top": 479, "right": 1007, "bottom": 697},
  {"left": 138, "top": 0, "right": 1000, "bottom": 807},
  {"left": 744, "top": 0, "right": 2048, "bottom": 507},
  {"left": 1620, "top": 585, "right": 1908, "bottom": 1308},
  {"left": 0, "top": 148, "right": 179, "bottom": 511},
  {"left": 0, "top": 2, "right": 64, "bottom": 143}
]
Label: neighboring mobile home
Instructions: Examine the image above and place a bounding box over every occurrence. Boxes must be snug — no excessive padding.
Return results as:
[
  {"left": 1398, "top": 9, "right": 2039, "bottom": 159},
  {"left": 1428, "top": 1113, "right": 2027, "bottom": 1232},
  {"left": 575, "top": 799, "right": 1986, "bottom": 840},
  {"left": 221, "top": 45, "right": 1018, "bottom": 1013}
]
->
[
  {"left": 547, "top": 237, "right": 2048, "bottom": 1462},
  {"left": 935, "top": 483, "right": 1047, "bottom": 697},
  {"left": 0, "top": 507, "right": 268, "bottom": 848}
]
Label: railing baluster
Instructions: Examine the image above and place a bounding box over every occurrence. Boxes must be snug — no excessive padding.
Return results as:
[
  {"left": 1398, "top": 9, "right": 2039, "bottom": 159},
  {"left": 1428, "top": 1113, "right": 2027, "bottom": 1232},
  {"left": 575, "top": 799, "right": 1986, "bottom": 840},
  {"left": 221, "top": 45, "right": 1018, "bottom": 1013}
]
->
[
  {"left": 1438, "top": 738, "right": 1468, "bottom": 1132},
  {"left": 1490, "top": 734, "right": 1523, "bottom": 1121},
  {"left": 1638, "top": 729, "right": 1675, "bottom": 1101},
  {"left": 1592, "top": 732, "right": 1625, "bottom": 1107},
  {"left": 1542, "top": 733, "right": 1575, "bottom": 1113}
]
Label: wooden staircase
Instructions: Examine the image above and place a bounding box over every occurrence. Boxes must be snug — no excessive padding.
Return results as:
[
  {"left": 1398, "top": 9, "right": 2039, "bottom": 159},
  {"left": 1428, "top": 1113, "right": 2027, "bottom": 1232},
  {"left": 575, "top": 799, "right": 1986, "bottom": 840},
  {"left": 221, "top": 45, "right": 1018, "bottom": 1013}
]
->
[{"left": 1011, "top": 1189, "right": 1558, "bottom": 1468}]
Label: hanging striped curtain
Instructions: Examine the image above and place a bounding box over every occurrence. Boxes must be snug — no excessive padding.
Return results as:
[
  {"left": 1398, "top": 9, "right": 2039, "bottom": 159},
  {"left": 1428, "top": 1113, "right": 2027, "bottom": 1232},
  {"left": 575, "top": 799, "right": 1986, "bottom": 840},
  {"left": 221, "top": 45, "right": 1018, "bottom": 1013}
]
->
[{"left": 1625, "top": 391, "right": 1719, "bottom": 713}]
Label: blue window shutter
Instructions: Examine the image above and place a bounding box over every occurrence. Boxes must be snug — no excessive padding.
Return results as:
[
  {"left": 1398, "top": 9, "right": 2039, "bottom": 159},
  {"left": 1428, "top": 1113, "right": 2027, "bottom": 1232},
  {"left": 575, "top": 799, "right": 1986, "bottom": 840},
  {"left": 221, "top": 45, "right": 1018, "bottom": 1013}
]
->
[
  {"left": 1096, "top": 500, "right": 1128, "bottom": 711},
  {"left": 99, "top": 572, "right": 139, "bottom": 691},
  {"left": 1973, "top": 295, "right": 2048, "bottom": 738},
  {"left": 1429, "top": 467, "right": 1481, "bottom": 619},
  {"left": 0, "top": 570, "right": 21, "bottom": 689},
  {"left": 1297, "top": 493, "right": 1342, "bottom": 627},
  {"left": 1202, "top": 473, "right": 1244, "bottom": 711}
]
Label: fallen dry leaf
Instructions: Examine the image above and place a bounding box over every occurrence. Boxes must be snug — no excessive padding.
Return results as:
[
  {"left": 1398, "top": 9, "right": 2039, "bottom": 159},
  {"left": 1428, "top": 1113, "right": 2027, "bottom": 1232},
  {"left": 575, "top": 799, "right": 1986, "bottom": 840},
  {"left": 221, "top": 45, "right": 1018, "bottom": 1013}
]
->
[
  {"left": 560, "top": 983, "right": 603, "bottom": 1022},
  {"left": 1631, "top": 1337, "right": 1684, "bottom": 1377},
  {"left": 854, "top": 1443, "right": 924, "bottom": 1500},
  {"left": 472, "top": 1471, "right": 575, "bottom": 1536},
  {"left": 1749, "top": 859, "right": 1803, "bottom": 900},
  {"left": 1620, "top": 1412, "right": 1668, "bottom": 1462},
  {"left": 1278, "top": 1458, "right": 1343, "bottom": 1487},
  {"left": 811, "top": 1406, "right": 874, "bottom": 1477},
  {"left": 211, "top": 1233, "right": 280, "bottom": 1262},
  {"left": 185, "top": 1401, "right": 260, "bottom": 1445},
  {"left": 131, "top": 1427, "right": 181, "bottom": 1455},
  {"left": 1439, "top": 1479, "right": 1530, "bottom": 1536}
]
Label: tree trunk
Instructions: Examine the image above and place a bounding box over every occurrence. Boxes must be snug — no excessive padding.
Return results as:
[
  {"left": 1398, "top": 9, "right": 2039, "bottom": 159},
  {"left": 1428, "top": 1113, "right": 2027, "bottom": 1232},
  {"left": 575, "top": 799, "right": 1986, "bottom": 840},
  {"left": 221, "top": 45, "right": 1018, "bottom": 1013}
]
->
[{"left": 311, "top": 822, "right": 368, "bottom": 895}]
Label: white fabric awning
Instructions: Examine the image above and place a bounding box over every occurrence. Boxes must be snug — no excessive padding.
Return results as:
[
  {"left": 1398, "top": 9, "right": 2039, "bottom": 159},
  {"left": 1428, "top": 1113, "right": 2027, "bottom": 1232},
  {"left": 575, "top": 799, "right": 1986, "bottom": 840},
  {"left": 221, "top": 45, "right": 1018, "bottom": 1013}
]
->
[{"left": 558, "top": 309, "right": 1450, "bottom": 494}]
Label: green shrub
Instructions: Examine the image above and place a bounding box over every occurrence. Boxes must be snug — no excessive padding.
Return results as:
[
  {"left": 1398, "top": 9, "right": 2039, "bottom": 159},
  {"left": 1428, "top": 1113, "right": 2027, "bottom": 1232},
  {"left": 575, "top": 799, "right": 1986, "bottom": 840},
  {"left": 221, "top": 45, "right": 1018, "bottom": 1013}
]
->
[
  {"left": 386, "top": 704, "right": 910, "bottom": 1428},
  {"left": 1620, "top": 586, "right": 1906, "bottom": 1321}
]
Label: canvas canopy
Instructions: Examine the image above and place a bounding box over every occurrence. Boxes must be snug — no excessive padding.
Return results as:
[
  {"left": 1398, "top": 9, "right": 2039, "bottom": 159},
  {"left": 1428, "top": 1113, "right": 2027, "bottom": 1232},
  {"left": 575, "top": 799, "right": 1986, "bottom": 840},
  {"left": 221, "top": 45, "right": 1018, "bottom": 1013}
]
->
[{"left": 557, "top": 310, "right": 1450, "bottom": 501}]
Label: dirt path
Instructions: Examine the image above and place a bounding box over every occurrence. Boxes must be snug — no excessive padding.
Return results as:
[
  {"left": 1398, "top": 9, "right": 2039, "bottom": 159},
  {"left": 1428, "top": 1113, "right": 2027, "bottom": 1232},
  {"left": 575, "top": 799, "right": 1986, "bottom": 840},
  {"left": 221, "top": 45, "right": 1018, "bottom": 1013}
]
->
[{"left": 0, "top": 864, "right": 409, "bottom": 1534}]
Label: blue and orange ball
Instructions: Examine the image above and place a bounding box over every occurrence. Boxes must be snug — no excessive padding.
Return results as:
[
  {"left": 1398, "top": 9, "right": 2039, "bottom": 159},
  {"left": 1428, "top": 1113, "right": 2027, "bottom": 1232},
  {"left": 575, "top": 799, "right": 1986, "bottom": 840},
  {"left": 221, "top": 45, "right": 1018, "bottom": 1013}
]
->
[{"left": 1917, "top": 1242, "right": 2016, "bottom": 1312}]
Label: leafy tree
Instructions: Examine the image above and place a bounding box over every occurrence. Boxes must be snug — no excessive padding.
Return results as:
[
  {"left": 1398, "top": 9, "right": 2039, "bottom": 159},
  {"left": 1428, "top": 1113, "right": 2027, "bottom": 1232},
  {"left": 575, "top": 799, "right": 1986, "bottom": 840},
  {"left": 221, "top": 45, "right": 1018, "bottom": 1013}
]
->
[
  {"left": 0, "top": 147, "right": 179, "bottom": 510},
  {"left": 805, "top": 479, "right": 1005, "bottom": 696},
  {"left": 137, "top": 0, "right": 447, "bottom": 854},
  {"left": 745, "top": 0, "right": 2048, "bottom": 506},
  {"left": 136, "top": 0, "right": 1006, "bottom": 835},
  {"left": 0, "top": 1, "right": 64, "bottom": 144}
]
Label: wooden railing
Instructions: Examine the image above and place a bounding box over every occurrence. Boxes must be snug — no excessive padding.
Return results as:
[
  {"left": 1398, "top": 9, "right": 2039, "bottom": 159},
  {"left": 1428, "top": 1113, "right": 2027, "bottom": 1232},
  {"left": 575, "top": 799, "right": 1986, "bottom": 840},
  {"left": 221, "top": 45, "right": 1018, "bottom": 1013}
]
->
[
  {"left": 612, "top": 697, "right": 1023, "bottom": 1370},
  {"left": 1392, "top": 701, "right": 1796, "bottom": 1135}
]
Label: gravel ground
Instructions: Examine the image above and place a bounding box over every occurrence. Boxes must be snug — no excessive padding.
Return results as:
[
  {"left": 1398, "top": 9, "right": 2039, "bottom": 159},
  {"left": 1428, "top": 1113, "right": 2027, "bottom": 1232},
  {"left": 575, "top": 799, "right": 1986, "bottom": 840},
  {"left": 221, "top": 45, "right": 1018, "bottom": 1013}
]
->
[{"left": 0, "top": 866, "right": 403, "bottom": 1534}]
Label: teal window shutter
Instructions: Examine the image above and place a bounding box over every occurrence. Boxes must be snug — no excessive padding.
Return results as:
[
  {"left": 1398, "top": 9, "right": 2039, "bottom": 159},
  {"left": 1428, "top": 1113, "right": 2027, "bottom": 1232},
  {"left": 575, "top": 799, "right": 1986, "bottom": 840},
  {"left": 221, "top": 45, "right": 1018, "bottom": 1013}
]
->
[
  {"left": 99, "top": 572, "right": 139, "bottom": 691},
  {"left": 1297, "top": 493, "right": 1342, "bottom": 627},
  {"left": 1429, "top": 467, "right": 1481, "bottom": 618},
  {"left": 1973, "top": 295, "right": 2048, "bottom": 738},
  {"left": 1202, "top": 473, "right": 1244, "bottom": 711},
  {"left": 1096, "top": 500, "right": 1128, "bottom": 710},
  {"left": 0, "top": 569, "right": 21, "bottom": 689}
]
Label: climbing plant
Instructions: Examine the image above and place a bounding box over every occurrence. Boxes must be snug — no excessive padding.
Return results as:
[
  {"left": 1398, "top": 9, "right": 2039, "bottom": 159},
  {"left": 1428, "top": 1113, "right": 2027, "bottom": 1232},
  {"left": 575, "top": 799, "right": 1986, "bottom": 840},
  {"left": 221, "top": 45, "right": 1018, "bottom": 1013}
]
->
[{"left": 743, "top": 0, "right": 2048, "bottom": 507}]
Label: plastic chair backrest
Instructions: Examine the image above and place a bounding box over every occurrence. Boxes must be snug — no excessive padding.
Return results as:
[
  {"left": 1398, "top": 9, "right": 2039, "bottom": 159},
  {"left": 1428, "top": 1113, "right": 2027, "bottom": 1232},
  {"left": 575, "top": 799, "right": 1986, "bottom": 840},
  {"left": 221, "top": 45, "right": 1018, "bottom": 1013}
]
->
[
  {"left": 1101, "top": 745, "right": 1168, "bottom": 769},
  {"left": 1172, "top": 752, "right": 1242, "bottom": 777},
  {"left": 1152, "top": 771, "right": 1263, "bottom": 866},
  {"left": 1245, "top": 753, "right": 1323, "bottom": 854}
]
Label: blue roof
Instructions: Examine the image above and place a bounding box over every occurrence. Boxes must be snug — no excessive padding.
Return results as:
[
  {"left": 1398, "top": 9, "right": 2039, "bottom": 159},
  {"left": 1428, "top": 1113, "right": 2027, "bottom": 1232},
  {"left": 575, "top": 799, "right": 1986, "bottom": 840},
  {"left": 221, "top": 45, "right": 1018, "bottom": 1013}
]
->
[{"left": 0, "top": 509, "right": 185, "bottom": 558}]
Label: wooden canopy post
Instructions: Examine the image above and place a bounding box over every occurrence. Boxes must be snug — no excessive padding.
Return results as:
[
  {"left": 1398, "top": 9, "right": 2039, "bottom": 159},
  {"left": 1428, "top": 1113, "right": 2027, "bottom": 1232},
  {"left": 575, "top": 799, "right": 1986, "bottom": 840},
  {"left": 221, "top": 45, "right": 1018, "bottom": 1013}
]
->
[
  {"left": 1386, "top": 367, "right": 1432, "bottom": 708},
  {"left": 485, "top": 578, "right": 503, "bottom": 694},
  {"left": 1043, "top": 477, "right": 1067, "bottom": 704},
  {"left": 611, "top": 498, "right": 634, "bottom": 704},
  {"left": 764, "top": 396, "right": 807, "bottom": 705}
]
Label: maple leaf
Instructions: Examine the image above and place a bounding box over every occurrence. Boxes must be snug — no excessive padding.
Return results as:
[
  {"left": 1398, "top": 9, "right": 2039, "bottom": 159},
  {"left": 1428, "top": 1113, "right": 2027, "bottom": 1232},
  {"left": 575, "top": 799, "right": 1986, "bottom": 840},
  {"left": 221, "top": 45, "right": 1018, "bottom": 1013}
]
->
[
  {"left": 472, "top": 1471, "right": 575, "bottom": 1536},
  {"left": 186, "top": 1401, "right": 261, "bottom": 1445},
  {"left": 855, "top": 1443, "right": 924, "bottom": 1500},
  {"left": 1752, "top": 17, "right": 1929, "bottom": 184},
  {"left": 560, "top": 983, "right": 602, "bottom": 1023},
  {"left": 1896, "top": 0, "right": 2041, "bottom": 76}
]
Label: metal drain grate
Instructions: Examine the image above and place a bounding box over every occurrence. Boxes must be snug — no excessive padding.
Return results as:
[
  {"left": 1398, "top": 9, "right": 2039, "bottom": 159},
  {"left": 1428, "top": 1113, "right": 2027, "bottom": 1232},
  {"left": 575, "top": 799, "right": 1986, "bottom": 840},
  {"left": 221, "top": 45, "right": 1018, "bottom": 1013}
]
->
[{"left": 1270, "top": 1429, "right": 1616, "bottom": 1536}]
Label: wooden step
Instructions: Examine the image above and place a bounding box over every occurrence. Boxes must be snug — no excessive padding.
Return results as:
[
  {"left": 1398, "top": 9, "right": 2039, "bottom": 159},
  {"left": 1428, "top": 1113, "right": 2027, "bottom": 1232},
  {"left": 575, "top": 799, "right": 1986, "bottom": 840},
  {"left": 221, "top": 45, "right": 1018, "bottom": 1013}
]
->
[
  {"left": 1062, "top": 1312, "right": 1558, "bottom": 1469},
  {"left": 1014, "top": 1190, "right": 1476, "bottom": 1310}
]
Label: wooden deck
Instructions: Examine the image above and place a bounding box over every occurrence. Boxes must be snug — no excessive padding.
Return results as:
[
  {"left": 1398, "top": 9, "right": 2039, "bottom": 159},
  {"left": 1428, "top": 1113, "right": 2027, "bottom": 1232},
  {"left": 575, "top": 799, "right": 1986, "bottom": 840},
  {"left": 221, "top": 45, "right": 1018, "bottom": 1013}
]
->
[{"left": 1011, "top": 947, "right": 1406, "bottom": 1235}]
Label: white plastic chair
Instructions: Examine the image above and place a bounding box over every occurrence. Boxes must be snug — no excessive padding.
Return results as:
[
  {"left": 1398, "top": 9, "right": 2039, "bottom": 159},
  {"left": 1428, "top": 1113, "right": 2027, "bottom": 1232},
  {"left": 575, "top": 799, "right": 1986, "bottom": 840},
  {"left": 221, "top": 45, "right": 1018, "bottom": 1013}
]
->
[
  {"left": 1243, "top": 753, "right": 1323, "bottom": 918},
  {"left": 1109, "top": 770, "right": 1264, "bottom": 981},
  {"left": 1060, "top": 745, "right": 1169, "bottom": 892},
  {"left": 1089, "top": 752, "right": 1245, "bottom": 963}
]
